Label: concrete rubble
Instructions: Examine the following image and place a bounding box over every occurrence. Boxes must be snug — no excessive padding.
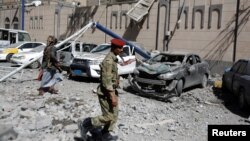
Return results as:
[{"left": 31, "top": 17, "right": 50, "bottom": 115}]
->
[{"left": 0, "top": 69, "right": 249, "bottom": 141}]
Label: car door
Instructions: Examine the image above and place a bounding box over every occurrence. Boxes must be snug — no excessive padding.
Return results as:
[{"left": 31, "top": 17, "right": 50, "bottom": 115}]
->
[
  {"left": 232, "top": 61, "right": 248, "bottom": 94},
  {"left": 57, "top": 42, "right": 73, "bottom": 68},
  {"left": 184, "top": 55, "right": 199, "bottom": 88},
  {"left": 117, "top": 45, "right": 136, "bottom": 75},
  {"left": 223, "top": 61, "right": 241, "bottom": 92},
  {"left": 9, "top": 32, "right": 17, "bottom": 44},
  {"left": 194, "top": 55, "right": 207, "bottom": 83},
  {"left": 18, "top": 43, "right": 42, "bottom": 53},
  {"left": 244, "top": 61, "right": 250, "bottom": 103},
  {"left": 192, "top": 55, "right": 204, "bottom": 85}
]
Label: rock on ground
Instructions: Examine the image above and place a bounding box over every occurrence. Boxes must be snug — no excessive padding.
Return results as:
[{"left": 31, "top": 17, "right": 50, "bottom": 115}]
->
[{"left": 0, "top": 68, "right": 249, "bottom": 141}]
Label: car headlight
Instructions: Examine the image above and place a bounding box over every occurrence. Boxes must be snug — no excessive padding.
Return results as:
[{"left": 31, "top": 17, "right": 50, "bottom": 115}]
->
[
  {"left": 88, "top": 60, "right": 102, "bottom": 65},
  {"left": 157, "top": 72, "right": 177, "bottom": 80}
]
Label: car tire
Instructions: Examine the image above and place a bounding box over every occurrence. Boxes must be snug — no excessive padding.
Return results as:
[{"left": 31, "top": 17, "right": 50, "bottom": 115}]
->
[
  {"left": 29, "top": 61, "right": 40, "bottom": 69},
  {"left": 68, "top": 73, "right": 74, "bottom": 80},
  {"left": 238, "top": 89, "right": 247, "bottom": 109},
  {"left": 221, "top": 76, "right": 227, "bottom": 91},
  {"left": 176, "top": 79, "right": 183, "bottom": 96},
  {"left": 201, "top": 75, "right": 208, "bottom": 88},
  {"left": 6, "top": 53, "right": 14, "bottom": 62}
]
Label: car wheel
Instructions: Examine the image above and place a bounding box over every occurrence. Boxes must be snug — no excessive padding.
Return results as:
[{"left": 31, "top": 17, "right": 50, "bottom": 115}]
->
[
  {"left": 6, "top": 53, "right": 14, "bottom": 62},
  {"left": 201, "top": 75, "right": 208, "bottom": 88},
  {"left": 29, "top": 61, "right": 40, "bottom": 69},
  {"left": 238, "top": 89, "right": 247, "bottom": 109},
  {"left": 221, "top": 76, "right": 227, "bottom": 91},
  {"left": 68, "top": 73, "right": 74, "bottom": 80},
  {"left": 176, "top": 79, "right": 183, "bottom": 96}
]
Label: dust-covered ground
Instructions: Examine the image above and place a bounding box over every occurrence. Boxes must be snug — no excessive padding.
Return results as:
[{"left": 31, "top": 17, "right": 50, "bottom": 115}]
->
[{"left": 0, "top": 67, "right": 250, "bottom": 141}]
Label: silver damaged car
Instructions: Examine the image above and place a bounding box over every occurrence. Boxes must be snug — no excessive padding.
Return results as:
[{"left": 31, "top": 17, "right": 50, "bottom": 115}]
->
[{"left": 128, "top": 52, "right": 210, "bottom": 99}]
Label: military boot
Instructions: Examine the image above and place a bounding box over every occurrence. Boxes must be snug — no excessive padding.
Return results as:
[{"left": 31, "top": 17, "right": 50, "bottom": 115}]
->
[
  {"left": 78, "top": 118, "right": 93, "bottom": 141},
  {"left": 89, "top": 128, "right": 102, "bottom": 141},
  {"left": 101, "top": 130, "right": 118, "bottom": 141}
]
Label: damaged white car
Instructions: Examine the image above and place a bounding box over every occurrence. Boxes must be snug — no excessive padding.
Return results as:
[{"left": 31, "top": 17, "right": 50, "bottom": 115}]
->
[
  {"left": 70, "top": 43, "right": 136, "bottom": 78},
  {"left": 129, "top": 52, "right": 210, "bottom": 99}
]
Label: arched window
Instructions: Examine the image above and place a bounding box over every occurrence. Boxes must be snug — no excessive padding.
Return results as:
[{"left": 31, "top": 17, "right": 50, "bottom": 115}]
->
[
  {"left": 39, "top": 16, "right": 43, "bottom": 29},
  {"left": 30, "top": 17, "right": 33, "bottom": 29},
  {"left": 5, "top": 17, "right": 10, "bottom": 29},
  {"left": 13, "top": 17, "right": 19, "bottom": 29}
]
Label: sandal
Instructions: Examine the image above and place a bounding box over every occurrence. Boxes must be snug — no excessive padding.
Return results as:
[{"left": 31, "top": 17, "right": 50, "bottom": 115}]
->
[
  {"left": 49, "top": 88, "right": 59, "bottom": 94},
  {"left": 38, "top": 89, "right": 45, "bottom": 95}
]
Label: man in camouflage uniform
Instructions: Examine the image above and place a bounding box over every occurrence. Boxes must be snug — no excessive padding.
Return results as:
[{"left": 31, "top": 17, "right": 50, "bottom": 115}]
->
[{"left": 79, "top": 38, "right": 125, "bottom": 141}]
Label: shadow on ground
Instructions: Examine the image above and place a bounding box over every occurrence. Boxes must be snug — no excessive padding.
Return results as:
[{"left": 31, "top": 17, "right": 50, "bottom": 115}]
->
[
  {"left": 213, "top": 87, "right": 250, "bottom": 118},
  {"left": 69, "top": 76, "right": 100, "bottom": 83}
]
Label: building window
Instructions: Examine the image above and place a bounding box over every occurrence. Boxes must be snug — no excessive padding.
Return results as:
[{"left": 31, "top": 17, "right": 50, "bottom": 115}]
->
[
  {"left": 13, "top": 17, "right": 19, "bottom": 29},
  {"left": 192, "top": 6, "right": 205, "bottom": 29},
  {"left": 110, "top": 11, "right": 118, "bottom": 29},
  {"left": 30, "top": 17, "right": 33, "bottom": 29},
  {"left": 5, "top": 17, "right": 10, "bottom": 29},
  {"left": 35, "top": 16, "right": 38, "bottom": 29},
  {"left": 67, "top": 15, "right": 72, "bottom": 28},
  {"left": 120, "top": 10, "right": 128, "bottom": 29},
  {"left": 39, "top": 16, "right": 43, "bottom": 29}
]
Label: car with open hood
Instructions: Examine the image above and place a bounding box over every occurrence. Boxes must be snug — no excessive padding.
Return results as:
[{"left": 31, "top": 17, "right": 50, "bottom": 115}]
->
[{"left": 128, "top": 52, "right": 210, "bottom": 99}]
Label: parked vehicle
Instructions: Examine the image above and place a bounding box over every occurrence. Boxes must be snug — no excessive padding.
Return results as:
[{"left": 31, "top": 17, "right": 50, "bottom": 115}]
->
[
  {"left": 57, "top": 41, "right": 97, "bottom": 72},
  {"left": 10, "top": 45, "right": 45, "bottom": 69},
  {"left": 128, "top": 52, "right": 210, "bottom": 99},
  {"left": 0, "top": 28, "right": 31, "bottom": 48},
  {"left": 222, "top": 59, "right": 250, "bottom": 109},
  {"left": 0, "top": 41, "right": 46, "bottom": 61},
  {"left": 70, "top": 43, "right": 136, "bottom": 78}
]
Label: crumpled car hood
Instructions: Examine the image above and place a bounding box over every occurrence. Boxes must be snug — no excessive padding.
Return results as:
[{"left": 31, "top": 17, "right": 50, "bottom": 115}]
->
[
  {"left": 74, "top": 52, "right": 106, "bottom": 61},
  {"left": 137, "top": 63, "right": 172, "bottom": 74}
]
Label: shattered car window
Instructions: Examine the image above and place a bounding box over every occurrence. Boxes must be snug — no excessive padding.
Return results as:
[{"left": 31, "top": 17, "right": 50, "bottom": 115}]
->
[
  {"left": 90, "top": 44, "right": 111, "bottom": 54},
  {"left": 148, "top": 54, "right": 184, "bottom": 65}
]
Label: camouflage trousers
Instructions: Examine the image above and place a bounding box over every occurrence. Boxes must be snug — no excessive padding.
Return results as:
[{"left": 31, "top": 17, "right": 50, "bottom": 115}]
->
[{"left": 91, "top": 92, "right": 119, "bottom": 132}]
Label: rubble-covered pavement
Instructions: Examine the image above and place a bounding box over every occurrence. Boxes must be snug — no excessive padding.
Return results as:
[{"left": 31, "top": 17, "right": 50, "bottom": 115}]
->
[{"left": 0, "top": 69, "right": 250, "bottom": 141}]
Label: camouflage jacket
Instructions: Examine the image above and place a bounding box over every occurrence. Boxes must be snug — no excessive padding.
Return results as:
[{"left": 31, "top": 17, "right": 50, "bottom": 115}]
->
[{"left": 98, "top": 52, "right": 119, "bottom": 95}]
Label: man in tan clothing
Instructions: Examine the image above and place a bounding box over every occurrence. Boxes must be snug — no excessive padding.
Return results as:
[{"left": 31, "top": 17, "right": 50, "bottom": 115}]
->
[{"left": 79, "top": 38, "right": 125, "bottom": 141}]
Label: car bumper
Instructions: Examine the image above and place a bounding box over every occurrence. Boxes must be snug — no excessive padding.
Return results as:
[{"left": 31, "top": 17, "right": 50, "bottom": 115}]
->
[
  {"left": 128, "top": 75, "right": 178, "bottom": 99},
  {"left": 70, "top": 64, "right": 100, "bottom": 78},
  {"left": 0, "top": 54, "right": 7, "bottom": 61},
  {"left": 10, "top": 58, "right": 27, "bottom": 65}
]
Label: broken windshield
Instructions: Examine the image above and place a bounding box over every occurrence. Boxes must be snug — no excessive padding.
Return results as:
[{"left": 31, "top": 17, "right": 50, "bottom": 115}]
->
[
  {"left": 148, "top": 54, "right": 184, "bottom": 65},
  {"left": 90, "top": 44, "right": 111, "bottom": 54}
]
